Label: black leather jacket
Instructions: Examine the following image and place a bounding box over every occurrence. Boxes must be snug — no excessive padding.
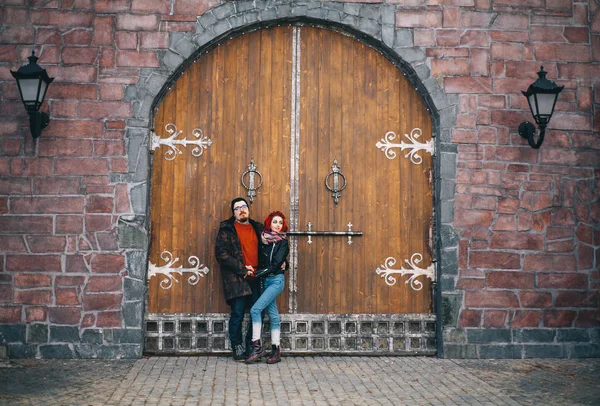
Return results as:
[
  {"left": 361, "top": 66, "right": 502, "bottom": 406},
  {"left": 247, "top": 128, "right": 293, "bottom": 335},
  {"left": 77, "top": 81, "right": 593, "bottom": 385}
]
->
[{"left": 257, "top": 239, "right": 289, "bottom": 277}]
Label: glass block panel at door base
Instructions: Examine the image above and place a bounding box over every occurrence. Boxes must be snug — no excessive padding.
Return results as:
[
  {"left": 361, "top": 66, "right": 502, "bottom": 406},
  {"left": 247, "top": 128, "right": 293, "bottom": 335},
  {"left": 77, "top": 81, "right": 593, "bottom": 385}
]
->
[
  {"left": 163, "top": 338, "right": 174, "bottom": 350},
  {"left": 312, "top": 322, "right": 325, "bottom": 334},
  {"left": 361, "top": 322, "right": 373, "bottom": 334},
  {"left": 296, "top": 338, "right": 307, "bottom": 350},
  {"left": 394, "top": 337, "right": 406, "bottom": 351},
  {"left": 213, "top": 321, "right": 224, "bottom": 333},
  {"left": 197, "top": 322, "right": 208, "bottom": 333},
  {"left": 376, "top": 338, "right": 389, "bottom": 350},
  {"left": 180, "top": 338, "right": 191, "bottom": 349},
  {"left": 360, "top": 337, "right": 373, "bottom": 350},
  {"left": 377, "top": 322, "right": 389, "bottom": 334},
  {"left": 281, "top": 337, "right": 292, "bottom": 350},
  {"left": 212, "top": 337, "right": 226, "bottom": 350},
  {"left": 180, "top": 321, "right": 192, "bottom": 333},
  {"left": 297, "top": 322, "right": 307, "bottom": 333},
  {"left": 196, "top": 337, "right": 208, "bottom": 349},
  {"left": 144, "top": 314, "right": 436, "bottom": 355}
]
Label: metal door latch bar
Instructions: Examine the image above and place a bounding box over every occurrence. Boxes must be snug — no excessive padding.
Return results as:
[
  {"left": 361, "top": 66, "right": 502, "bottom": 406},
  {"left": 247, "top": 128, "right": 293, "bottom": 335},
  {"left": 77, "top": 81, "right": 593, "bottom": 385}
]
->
[{"left": 288, "top": 221, "right": 362, "bottom": 245}]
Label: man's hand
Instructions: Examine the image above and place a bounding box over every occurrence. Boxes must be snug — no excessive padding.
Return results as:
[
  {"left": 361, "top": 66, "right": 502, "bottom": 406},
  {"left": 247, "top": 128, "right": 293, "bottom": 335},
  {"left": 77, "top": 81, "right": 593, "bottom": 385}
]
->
[
  {"left": 244, "top": 265, "right": 254, "bottom": 279},
  {"left": 281, "top": 261, "right": 286, "bottom": 270}
]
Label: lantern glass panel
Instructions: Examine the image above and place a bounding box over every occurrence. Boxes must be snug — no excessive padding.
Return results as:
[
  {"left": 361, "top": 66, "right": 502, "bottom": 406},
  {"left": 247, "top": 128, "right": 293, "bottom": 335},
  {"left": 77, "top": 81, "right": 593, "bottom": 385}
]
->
[
  {"left": 536, "top": 93, "right": 555, "bottom": 119},
  {"left": 528, "top": 94, "right": 537, "bottom": 117},
  {"left": 38, "top": 80, "right": 48, "bottom": 104},
  {"left": 19, "top": 78, "right": 40, "bottom": 104}
]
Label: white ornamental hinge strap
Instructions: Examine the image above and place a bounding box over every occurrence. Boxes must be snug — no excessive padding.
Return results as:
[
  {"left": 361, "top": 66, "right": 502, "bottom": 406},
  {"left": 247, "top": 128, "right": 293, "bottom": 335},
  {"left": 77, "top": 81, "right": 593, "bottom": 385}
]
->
[
  {"left": 151, "top": 123, "right": 212, "bottom": 161},
  {"left": 148, "top": 251, "right": 209, "bottom": 290},
  {"left": 375, "top": 253, "right": 435, "bottom": 291},
  {"left": 375, "top": 128, "right": 434, "bottom": 165}
]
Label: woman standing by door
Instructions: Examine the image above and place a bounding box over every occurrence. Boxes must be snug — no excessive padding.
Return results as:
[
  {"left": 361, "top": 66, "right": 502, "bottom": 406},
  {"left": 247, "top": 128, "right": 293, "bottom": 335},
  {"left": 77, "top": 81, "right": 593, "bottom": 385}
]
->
[{"left": 245, "top": 211, "right": 289, "bottom": 364}]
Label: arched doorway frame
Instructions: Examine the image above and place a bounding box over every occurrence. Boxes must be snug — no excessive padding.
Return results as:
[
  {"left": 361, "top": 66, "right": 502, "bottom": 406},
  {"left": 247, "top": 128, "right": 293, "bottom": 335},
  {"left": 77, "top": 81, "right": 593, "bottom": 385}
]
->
[{"left": 121, "top": 2, "right": 459, "bottom": 356}]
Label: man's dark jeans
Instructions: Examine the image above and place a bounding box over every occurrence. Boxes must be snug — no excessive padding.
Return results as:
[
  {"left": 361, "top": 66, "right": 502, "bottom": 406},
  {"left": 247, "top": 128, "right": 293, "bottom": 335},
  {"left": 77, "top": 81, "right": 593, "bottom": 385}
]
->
[{"left": 229, "top": 280, "right": 261, "bottom": 350}]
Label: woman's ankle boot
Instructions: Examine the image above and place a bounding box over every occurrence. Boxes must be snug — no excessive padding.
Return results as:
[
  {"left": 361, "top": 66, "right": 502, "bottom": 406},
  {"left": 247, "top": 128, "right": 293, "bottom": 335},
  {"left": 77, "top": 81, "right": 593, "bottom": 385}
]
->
[
  {"left": 245, "top": 340, "right": 264, "bottom": 364},
  {"left": 266, "top": 345, "right": 281, "bottom": 364}
]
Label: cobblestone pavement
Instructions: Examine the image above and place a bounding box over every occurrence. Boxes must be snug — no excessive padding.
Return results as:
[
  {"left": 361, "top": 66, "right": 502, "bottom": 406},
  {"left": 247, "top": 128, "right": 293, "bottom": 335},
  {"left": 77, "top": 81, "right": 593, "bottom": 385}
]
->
[{"left": 1, "top": 356, "right": 598, "bottom": 405}]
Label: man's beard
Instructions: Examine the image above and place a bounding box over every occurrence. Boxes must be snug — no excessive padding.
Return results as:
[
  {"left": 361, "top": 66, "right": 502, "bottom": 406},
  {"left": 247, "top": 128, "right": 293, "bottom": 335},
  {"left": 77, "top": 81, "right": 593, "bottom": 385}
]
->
[{"left": 236, "top": 214, "right": 249, "bottom": 223}]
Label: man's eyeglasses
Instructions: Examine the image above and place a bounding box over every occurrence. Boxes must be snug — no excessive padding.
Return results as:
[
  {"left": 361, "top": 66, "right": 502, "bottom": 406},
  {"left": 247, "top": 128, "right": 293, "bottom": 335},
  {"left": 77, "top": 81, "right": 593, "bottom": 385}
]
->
[{"left": 233, "top": 205, "right": 248, "bottom": 211}]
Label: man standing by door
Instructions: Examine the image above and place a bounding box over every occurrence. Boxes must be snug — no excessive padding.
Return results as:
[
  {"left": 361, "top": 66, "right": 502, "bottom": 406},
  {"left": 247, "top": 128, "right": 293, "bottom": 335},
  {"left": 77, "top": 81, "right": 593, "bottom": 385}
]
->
[{"left": 215, "top": 197, "right": 262, "bottom": 362}]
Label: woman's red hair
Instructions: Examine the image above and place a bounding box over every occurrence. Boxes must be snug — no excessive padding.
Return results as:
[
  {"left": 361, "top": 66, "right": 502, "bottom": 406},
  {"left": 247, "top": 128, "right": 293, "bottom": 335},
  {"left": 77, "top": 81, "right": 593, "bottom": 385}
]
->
[{"left": 264, "top": 211, "right": 288, "bottom": 233}]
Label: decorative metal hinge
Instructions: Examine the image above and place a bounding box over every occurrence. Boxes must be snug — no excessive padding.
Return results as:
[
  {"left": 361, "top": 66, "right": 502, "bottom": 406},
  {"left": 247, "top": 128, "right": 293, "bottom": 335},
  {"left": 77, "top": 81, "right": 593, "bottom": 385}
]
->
[
  {"left": 375, "top": 253, "right": 435, "bottom": 291},
  {"left": 324, "top": 158, "right": 347, "bottom": 205},
  {"left": 241, "top": 158, "right": 263, "bottom": 204},
  {"left": 376, "top": 128, "right": 434, "bottom": 165},
  {"left": 151, "top": 123, "right": 212, "bottom": 161},
  {"left": 148, "top": 251, "right": 209, "bottom": 290}
]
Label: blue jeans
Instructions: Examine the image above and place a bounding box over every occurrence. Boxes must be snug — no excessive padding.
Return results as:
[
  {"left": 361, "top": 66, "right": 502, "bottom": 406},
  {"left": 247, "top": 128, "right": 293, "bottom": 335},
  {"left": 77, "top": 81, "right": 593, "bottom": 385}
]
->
[
  {"left": 250, "top": 274, "right": 285, "bottom": 345},
  {"left": 228, "top": 280, "right": 261, "bottom": 350}
]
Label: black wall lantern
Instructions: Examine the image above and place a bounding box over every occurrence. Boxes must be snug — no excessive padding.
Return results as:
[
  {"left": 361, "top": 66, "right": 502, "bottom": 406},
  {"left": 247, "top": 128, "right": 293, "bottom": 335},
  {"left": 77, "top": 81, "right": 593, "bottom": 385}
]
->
[
  {"left": 10, "top": 51, "right": 54, "bottom": 139},
  {"left": 518, "top": 66, "right": 564, "bottom": 149}
]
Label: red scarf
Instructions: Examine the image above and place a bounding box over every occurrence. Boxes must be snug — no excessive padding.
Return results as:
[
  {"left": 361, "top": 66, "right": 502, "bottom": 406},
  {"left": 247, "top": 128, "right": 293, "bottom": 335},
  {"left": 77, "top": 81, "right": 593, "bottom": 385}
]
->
[{"left": 261, "top": 230, "right": 287, "bottom": 245}]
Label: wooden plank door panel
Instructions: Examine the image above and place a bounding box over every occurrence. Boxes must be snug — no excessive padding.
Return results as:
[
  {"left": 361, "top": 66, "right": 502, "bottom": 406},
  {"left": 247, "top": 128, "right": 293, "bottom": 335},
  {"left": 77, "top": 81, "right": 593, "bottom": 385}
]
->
[
  {"left": 296, "top": 27, "right": 433, "bottom": 315},
  {"left": 149, "top": 27, "right": 293, "bottom": 314}
]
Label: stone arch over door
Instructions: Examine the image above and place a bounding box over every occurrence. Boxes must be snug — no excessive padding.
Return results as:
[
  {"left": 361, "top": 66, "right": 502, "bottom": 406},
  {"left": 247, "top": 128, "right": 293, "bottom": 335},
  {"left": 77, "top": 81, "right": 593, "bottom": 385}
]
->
[{"left": 120, "top": 2, "right": 459, "bottom": 356}]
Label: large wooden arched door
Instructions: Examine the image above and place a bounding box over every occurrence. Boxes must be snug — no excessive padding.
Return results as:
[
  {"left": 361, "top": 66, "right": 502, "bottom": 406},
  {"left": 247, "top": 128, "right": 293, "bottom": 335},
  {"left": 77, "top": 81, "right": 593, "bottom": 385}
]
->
[{"left": 145, "top": 26, "right": 436, "bottom": 355}]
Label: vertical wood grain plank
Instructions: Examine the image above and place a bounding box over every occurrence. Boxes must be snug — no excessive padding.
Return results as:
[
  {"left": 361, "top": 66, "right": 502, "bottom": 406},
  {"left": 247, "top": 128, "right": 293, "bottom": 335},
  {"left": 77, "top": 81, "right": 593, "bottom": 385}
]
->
[
  {"left": 297, "top": 27, "right": 319, "bottom": 313},
  {"left": 339, "top": 33, "right": 354, "bottom": 314}
]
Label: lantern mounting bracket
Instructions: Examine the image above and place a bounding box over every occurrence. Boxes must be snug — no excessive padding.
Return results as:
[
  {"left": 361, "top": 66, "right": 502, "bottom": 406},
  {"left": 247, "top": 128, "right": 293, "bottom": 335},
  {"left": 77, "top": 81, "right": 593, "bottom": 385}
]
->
[
  {"left": 29, "top": 111, "right": 50, "bottom": 139},
  {"left": 518, "top": 121, "right": 545, "bottom": 149}
]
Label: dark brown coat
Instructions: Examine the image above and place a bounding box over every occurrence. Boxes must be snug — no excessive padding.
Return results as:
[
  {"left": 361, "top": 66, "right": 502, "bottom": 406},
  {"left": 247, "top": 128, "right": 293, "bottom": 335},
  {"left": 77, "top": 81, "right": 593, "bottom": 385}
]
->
[{"left": 214, "top": 216, "right": 263, "bottom": 302}]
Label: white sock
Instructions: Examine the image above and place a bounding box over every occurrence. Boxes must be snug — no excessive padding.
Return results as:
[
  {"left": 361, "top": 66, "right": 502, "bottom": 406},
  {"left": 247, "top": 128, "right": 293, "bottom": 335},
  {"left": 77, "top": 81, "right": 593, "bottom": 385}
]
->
[
  {"left": 252, "top": 322, "right": 262, "bottom": 342},
  {"left": 271, "top": 329, "right": 280, "bottom": 346}
]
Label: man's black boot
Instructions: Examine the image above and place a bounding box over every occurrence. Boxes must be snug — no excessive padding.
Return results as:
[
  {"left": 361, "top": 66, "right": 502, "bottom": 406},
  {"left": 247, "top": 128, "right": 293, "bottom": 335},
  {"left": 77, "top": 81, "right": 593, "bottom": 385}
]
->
[
  {"left": 232, "top": 344, "right": 245, "bottom": 362},
  {"left": 244, "top": 340, "right": 253, "bottom": 359}
]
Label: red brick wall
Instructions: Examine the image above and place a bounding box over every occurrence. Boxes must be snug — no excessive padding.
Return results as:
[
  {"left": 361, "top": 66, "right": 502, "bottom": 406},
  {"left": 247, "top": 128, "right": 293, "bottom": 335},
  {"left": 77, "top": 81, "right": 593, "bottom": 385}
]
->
[
  {"left": 0, "top": 0, "right": 598, "bottom": 358},
  {"left": 433, "top": 1, "right": 599, "bottom": 350}
]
